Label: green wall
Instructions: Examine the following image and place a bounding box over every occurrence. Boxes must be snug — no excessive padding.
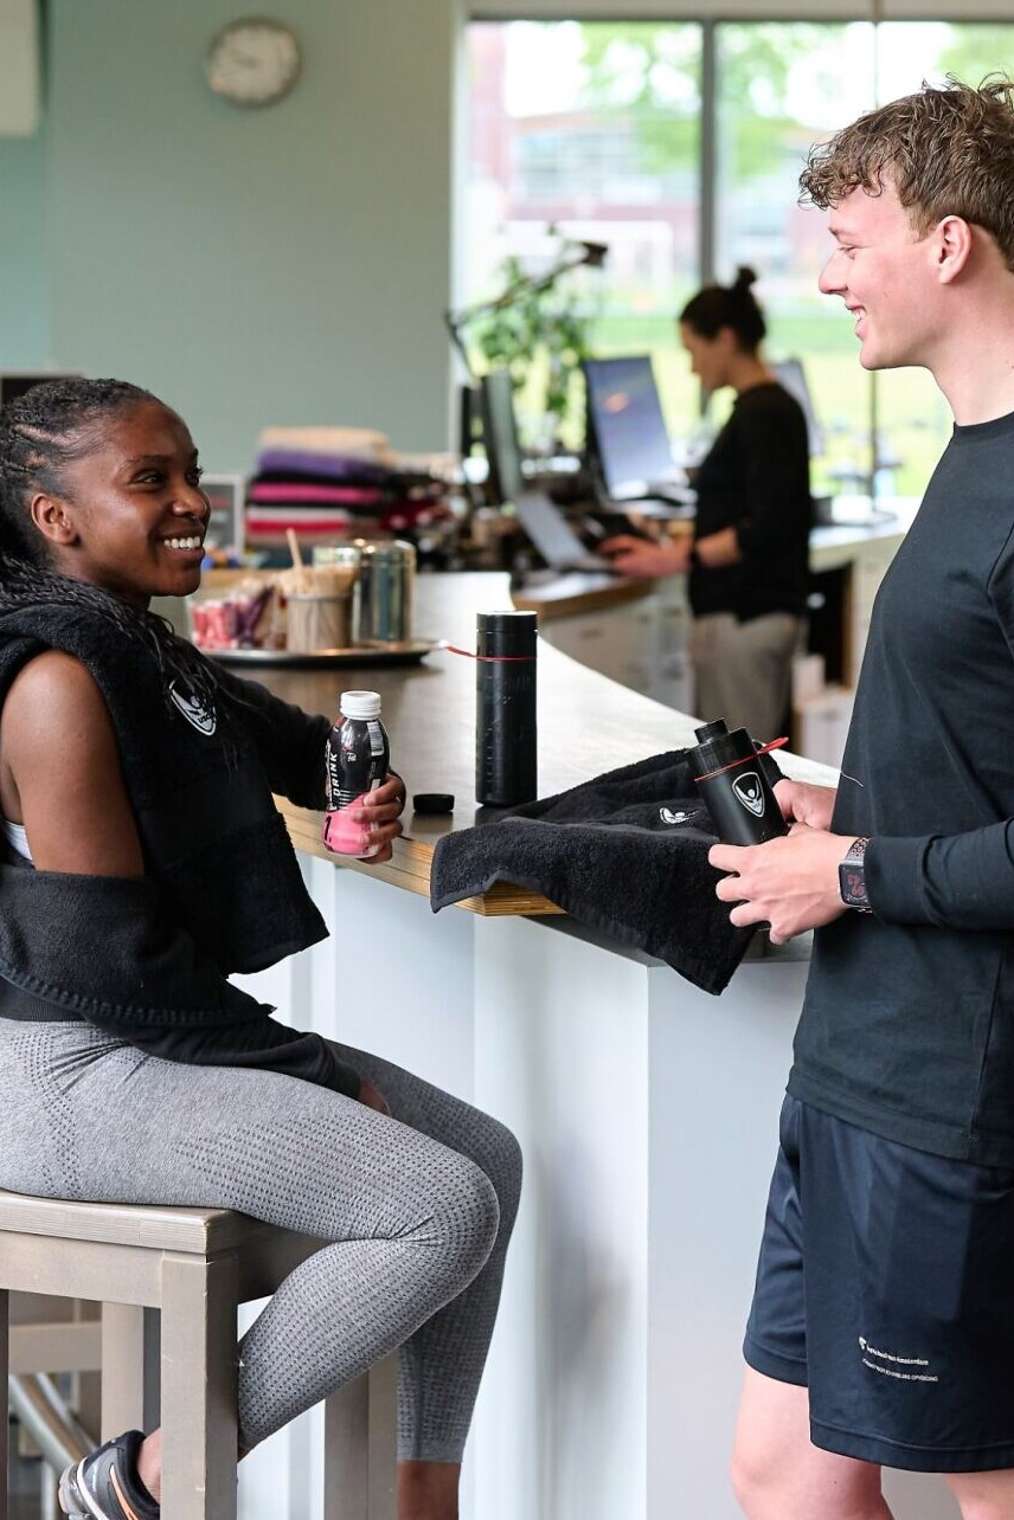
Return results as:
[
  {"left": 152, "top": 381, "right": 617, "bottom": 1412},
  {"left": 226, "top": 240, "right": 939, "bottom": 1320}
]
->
[
  {"left": 1, "top": 0, "right": 459, "bottom": 470},
  {"left": 0, "top": 127, "right": 49, "bottom": 366}
]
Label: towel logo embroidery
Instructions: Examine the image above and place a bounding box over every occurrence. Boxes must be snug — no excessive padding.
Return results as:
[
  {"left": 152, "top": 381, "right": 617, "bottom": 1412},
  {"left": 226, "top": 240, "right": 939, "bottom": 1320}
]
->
[
  {"left": 660, "top": 808, "right": 691, "bottom": 826},
  {"left": 169, "top": 680, "right": 217, "bottom": 737},
  {"left": 732, "top": 771, "right": 765, "bottom": 818}
]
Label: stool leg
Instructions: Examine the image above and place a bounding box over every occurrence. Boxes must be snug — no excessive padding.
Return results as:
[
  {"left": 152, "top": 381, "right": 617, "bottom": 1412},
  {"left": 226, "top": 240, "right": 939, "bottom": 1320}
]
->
[
  {"left": 40, "top": 1460, "right": 59, "bottom": 1520},
  {"left": 101, "top": 1304, "right": 146, "bottom": 1440},
  {"left": 323, "top": 1373, "right": 369, "bottom": 1520},
  {"left": 160, "top": 1254, "right": 238, "bottom": 1520},
  {"left": 321, "top": 1355, "right": 398, "bottom": 1520},
  {"left": 142, "top": 1308, "right": 161, "bottom": 1430},
  {"left": 0, "top": 1289, "right": 9, "bottom": 1520},
  {"left": 368, "top": 1356, "right": 397, "bottom": 1520}
]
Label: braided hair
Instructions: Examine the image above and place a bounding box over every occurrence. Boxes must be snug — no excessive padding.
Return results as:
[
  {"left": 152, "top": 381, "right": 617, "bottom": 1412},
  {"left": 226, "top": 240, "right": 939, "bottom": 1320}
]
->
[
  {"left": 0, "top": 377, "right": 221, "bottom": 715},
  {"left": 680, "top": 266, "right": 767, "bottom": 352}
]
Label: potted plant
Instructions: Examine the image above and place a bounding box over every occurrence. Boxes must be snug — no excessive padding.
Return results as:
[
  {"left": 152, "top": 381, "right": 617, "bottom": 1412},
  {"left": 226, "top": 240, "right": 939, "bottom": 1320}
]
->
[{"left": 471, "top": 227, "right": 598, "bottom": 451}]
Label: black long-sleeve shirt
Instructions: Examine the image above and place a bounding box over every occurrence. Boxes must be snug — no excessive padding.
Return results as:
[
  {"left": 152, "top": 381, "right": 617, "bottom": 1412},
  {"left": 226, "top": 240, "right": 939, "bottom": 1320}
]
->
[
  {"left": 790, "top": 409, "right": 1014, "bottom": 1164},
  {"left": 689, "top": 381, "right": 812, "bottom": 622}
]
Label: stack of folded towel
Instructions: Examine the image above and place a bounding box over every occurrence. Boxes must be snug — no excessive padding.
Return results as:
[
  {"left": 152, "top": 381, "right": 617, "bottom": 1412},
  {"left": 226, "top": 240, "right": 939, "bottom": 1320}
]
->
[
  {"left": 246, "top": 426, "right": 450, "bottom": 554},
  {"left": 246, "top": 426, "right": 391, "bottom": 548}
]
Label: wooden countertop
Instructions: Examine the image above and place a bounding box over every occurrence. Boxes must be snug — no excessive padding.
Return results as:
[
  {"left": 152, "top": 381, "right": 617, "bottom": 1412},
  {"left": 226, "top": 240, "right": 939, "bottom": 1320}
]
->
[
  {"left": 505, "top": 507, "right": 914, "bottom": 619},
  {"left": 808, "top": 506, "right": 914, "bottom": 568},
  {"left": 204, "top": 510, "right": 904, "bottom": 917},
  {"left": 266, "top": 571, "right": 679, "bottom": 916},
  {"left": 224, "top": 572, "right": 836, "bottom": 917},
  {"left": 512, "top": 571, "right": 654, "bottom": 621}
]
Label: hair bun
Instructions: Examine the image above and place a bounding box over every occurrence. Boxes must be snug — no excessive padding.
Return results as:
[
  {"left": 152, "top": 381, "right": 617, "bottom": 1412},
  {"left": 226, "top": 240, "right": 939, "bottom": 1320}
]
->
[{"left": 733, "top": 265, "right": 758, "bottom": 292}]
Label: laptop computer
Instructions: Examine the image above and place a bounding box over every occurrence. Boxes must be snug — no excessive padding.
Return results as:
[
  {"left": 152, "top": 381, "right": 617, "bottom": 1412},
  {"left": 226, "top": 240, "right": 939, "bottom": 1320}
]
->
[
  {"left": 583, "top": 355, "right": 694, "bottom": 507},
  {"left": 514, "top": 492, "right": 621, "bottom": 576}
]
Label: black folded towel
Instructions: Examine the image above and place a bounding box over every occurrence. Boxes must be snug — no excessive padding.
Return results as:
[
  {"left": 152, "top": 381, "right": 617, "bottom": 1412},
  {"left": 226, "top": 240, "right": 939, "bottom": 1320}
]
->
[{"left": 430, "top": 749, "right": 766, "bottom": 994}]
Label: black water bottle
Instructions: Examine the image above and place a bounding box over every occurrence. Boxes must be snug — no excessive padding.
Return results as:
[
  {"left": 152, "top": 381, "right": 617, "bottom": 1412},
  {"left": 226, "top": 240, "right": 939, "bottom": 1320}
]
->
[
  {"left": 688, "top": 718, "right": 787, "bottom": 846},
  {"left": 475, "top": 611, "right": 537, "bottom": 806}
]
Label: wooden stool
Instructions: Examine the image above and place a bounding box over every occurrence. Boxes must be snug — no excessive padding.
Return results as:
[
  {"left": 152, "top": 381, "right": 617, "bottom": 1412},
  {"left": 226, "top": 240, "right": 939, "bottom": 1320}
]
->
[{"left": 0, "top": 1189, "right": 397, "bottom": 1519}]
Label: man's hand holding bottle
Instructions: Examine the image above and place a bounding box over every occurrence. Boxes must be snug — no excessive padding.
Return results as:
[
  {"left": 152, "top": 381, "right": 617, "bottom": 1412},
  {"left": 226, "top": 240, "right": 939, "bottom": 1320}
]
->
[
  {"left": 709, "top": 780, "right": 849, "bottom": 944},
  {"left": 773, "top": 778, "right": 838, "bottom": 832}
]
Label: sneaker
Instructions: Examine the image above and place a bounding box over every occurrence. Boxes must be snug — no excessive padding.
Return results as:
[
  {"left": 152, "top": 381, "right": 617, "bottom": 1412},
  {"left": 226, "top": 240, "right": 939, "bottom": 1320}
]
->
[{"left": 58, "top": 1429, "right": 159, "bottom": 1519}]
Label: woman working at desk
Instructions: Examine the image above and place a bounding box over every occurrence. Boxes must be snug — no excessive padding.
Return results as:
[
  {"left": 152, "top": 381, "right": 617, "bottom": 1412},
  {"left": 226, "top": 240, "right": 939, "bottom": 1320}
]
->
[{"left": 605, "top": 267, "right": 812, "bottom": 742}]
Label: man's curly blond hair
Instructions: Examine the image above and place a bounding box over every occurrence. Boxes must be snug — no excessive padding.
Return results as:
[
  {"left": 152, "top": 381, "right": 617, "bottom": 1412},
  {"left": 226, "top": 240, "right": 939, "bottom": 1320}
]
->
[{"left": 800, "top": 75, "right": 1014, "bottom": 270}]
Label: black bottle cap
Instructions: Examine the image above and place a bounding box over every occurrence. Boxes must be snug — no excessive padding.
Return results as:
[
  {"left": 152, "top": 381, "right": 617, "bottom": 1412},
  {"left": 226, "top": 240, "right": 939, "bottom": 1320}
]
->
[
  {"left": 412, "top": 793, "right": 455, "bottom": 815},
  {"left": 694, "top": 718, "right": 729, "bottom": 744},
  {"left": 477, "top": 610, "right": 537, "bottom": 659},
  {"left": 689, "top": 716, "right": 754, "bottom": 776}
]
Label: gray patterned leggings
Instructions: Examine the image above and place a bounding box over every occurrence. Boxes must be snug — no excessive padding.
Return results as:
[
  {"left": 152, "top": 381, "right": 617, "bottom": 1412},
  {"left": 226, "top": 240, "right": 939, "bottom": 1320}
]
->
[{"left": 0, "top": 1018, "right": 522, "bottom": 1460}]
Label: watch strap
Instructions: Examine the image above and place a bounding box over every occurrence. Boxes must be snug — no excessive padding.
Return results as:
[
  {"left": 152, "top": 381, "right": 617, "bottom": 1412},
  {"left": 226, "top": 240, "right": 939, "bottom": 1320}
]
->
[{"left": 839, "top": 835, "right": 872, "bottom": 912}]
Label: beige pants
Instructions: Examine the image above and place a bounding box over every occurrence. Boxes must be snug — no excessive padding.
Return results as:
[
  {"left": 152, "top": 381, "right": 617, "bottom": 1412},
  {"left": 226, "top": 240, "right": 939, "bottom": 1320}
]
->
[{"left": 689, "top": 610, "right": 802, "bottom": 742}]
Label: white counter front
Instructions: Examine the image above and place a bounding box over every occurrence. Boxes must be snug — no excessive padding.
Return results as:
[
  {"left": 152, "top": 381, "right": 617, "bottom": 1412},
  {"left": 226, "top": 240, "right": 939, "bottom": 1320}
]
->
[{"left": 229, "top": 564, "right": 959, "bottom": 1520}]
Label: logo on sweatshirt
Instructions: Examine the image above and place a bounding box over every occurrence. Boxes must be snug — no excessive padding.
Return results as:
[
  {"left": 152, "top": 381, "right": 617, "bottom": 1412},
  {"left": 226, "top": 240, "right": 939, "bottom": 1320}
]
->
[
  {"left": 732, "top": 771, "right": 765, "bottom": 818},
  {"left": 169, "top": 680, "right": 217, "bottom": 737}
]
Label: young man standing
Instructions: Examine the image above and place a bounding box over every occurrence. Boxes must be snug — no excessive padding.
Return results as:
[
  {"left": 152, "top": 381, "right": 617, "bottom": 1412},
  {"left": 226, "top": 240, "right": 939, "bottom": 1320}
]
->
[{"left": 711, "top": 78, "right": 1014, "bottom": 1520}]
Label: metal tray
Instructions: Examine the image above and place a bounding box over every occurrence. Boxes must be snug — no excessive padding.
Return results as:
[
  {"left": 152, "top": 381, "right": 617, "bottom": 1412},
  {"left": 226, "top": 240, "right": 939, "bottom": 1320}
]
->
[{"left": 207, "top": 640, "right": 436, "bottom": 668}]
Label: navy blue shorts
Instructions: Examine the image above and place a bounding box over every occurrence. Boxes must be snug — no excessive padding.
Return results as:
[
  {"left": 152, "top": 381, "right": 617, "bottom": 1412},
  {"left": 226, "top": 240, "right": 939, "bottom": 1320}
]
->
[{"left": 744, "top": 1094, "right": 1014, "bottom": 1473}]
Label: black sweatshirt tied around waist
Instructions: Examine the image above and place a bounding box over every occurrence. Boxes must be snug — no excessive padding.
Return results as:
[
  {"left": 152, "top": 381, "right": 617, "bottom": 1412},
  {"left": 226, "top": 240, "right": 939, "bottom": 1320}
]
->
[{"left": 0, "top": 603, "right": 360, "bottom": 1097}]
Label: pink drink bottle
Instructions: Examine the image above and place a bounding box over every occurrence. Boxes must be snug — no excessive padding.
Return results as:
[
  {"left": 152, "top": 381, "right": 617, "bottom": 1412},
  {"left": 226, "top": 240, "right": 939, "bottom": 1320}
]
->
[{"left": 322, "top": 690, "right": 391, "bottom": 858}]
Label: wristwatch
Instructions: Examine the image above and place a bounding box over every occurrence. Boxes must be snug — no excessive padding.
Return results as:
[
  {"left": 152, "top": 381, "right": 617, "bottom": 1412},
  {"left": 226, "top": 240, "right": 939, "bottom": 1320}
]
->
[{"left": 839, "top": 836, "right": 873, "bottom": 913}]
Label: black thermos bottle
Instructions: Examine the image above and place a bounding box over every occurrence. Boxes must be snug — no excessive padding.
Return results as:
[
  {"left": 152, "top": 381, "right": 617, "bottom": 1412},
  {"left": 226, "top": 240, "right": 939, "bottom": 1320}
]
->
[
  {"left": 688, "top": 718, "right": 787, "bottom": 846},
  {"left": 475, "top": 610, "right": 537, "bottom": 806}
]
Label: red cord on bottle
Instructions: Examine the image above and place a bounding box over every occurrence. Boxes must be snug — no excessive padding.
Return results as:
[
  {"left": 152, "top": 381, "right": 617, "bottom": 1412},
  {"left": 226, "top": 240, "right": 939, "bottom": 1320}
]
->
[
  {"left": 693, "top": 735, "right": 789, "bottom": 783},
  {"left": 439, "top": 643, "right": 536, "bottom": 663}
]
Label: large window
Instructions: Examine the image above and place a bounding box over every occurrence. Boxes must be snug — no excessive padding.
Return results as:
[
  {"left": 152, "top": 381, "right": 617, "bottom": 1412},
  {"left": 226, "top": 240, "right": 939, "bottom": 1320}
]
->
[
  {"left": 872, "top": 25, "right": 1014, "bottom": 493},
  {"left": 466, "top": 18, "right": 1014, "bottom": 497},
  {"left": 715, "top": 23, "right": 875, "bottom": 495},
  {"left": 466, "top": 21, "right": 701, "bottom": 446}
]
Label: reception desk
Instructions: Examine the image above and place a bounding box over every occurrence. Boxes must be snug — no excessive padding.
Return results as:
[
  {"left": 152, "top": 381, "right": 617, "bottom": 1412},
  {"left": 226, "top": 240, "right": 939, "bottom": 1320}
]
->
[{"left": 230, "top": 562, "right": 957, "bottom": 1520}]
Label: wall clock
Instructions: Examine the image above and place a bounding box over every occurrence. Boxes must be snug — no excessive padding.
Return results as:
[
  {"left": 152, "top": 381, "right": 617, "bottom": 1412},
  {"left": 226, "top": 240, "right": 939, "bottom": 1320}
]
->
[{"left": 207, "top": 18, "right": 301, "bottom": 108}]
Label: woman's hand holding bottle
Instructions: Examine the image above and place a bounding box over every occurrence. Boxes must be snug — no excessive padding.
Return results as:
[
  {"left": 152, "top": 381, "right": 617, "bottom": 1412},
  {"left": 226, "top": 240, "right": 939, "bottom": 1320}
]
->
[
  {"left": 350, "top": 773, "right": 405, "bottom": 864},
  {"left": 323, "top": 691, "right": 402, "bottom": 861}
]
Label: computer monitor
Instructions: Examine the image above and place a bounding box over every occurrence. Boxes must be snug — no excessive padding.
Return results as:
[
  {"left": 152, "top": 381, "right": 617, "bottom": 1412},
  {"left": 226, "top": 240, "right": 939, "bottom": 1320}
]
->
[
  {"left": 771, "top": 358, "right": 824, "bottom": 459},
  {"left": 480, "top": 369, "right": 525, "bottom": 505},
  {"left": 0, "top": 373, "right": 80, "bottom": 409},
  {"left": 200, "top": 474, "right": 245, "bottom": 554},
  {"left": 583, "top": 355, "right": 678, "bottom": 500}
]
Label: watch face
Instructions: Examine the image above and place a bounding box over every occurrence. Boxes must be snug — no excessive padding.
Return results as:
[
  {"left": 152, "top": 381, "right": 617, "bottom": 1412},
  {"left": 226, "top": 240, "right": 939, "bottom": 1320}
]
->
[{"left": 207, "top": 19, "right": 301, "bottom": 107}]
